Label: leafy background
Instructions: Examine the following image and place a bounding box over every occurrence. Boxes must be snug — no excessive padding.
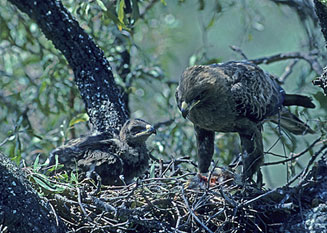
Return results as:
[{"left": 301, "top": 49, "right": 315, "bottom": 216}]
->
[{"left": 0, "top": 0, "right": 326, "bottom": 188}]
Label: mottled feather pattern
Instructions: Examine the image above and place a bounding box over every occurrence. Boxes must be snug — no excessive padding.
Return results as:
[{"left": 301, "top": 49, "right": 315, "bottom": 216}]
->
[
  {"left": 49, "top": 119, "right": 155, "bottom": 185},
  {"left": 213, "top": 61, "right": 285, "bottom": 122},
  {"left": 176, "top": 61, "right": 314, "bottom": 181}
]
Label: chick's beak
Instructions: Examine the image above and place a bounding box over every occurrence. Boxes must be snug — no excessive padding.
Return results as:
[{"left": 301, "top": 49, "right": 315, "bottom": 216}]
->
[
  {"left": 134, "top": 124, "right": 156, "bottom": 137},
  {"left": 146, "top": 124, "right": 157, "bottom": 135}
]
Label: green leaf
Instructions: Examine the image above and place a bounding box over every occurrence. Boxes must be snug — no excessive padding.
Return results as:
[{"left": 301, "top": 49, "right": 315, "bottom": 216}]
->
[
  {"left": 105, "top": 6, "right": 127, "bottom": 31},
  {"left": 32, "top": 174, "right": 66, "bottom": 193},
  {"left": 33, "top": 154, "right": 40, "bottom": 171},
  {"left": 70, "top": 171, "right": 79, "bottom": 184},
  {"left": 161, "top": 0, "right": 167, "bottom": 6},
  {"left": 117, "top": 0, "right": 126, "bottom": 31},
  {"left": 96, "top": 0, "right": 108, "bottom": 11},
  {"left": 69, "top": 113, "right": 89, "bottom": 127},
  {"left": 131, "top": 0, "right": 140, "bottom": 21},
  {"left": 205, "top": 15, "right": 216, "bottom": 30}
]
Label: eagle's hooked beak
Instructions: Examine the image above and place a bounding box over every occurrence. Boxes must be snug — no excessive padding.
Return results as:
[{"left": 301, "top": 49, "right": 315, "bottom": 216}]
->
[{"left": 180, "top": 100, "right": 200, "bottom": 118}]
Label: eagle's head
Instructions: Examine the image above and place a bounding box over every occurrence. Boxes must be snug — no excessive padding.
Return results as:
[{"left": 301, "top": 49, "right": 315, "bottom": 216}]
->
[
  {"left": 176, "top": 65, "right": 221, "bottom": 118},
  {"left": 120, "top": 119, "right": 156, "bottom": 146}
]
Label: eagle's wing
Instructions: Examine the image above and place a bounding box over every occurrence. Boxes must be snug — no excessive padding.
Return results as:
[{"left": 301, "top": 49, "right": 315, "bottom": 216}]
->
[{"left": 211, "top": 61, "right": 285, "bottom": 122}]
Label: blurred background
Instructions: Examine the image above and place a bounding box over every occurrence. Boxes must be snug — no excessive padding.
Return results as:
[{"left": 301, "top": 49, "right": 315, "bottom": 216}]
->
[{"left": 0, "top": 0, "right": 326, "bottom": 187}]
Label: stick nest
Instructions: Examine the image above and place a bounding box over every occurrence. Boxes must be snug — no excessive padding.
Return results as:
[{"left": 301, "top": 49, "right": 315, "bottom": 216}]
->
[{"left": 27, "top": 155, "right": 327, "bottom": 233}]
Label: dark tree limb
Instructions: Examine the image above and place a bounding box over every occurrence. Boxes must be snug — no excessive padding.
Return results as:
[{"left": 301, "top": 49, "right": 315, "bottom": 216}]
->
[
  {"left": 0, "top": 152, "right": 67, "bottom": 232},
  {"left": 313, "top": 1, "right": 327, "bottom": 94},
  {"left": 8, "top": 0, "right": 129, "bottom": 134},
  {"left": 314, "top": 0, "right": 327, "bottom": 43},
  {"left": 270, "top": 0, "right": 317, "bottom": 23},
  {"left": 249, "top": 50, "right": 323, "bottom": 74}
]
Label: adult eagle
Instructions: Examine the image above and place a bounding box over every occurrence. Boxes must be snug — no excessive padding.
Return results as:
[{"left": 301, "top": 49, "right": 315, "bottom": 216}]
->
[{"left": 176, "top": 61, "right": 315, "bottom": 182}]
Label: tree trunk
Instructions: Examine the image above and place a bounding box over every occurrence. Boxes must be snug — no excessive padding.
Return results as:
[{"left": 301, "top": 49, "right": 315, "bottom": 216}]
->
[
  {"left": 314, "top": 0, "right": 327, "bottom": 43},
  {"left": 0, "top": 153, "right": 67, "bottom": 232},
  {"left": 7, "top": 0, "right": 129, "bottom": 134}
]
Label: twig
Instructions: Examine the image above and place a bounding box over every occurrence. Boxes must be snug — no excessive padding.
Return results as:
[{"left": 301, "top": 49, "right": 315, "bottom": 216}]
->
[
  {"left": 285, "top": 144, "right": 327, "bottom": 187},
  {"left": 154, "top": 119, "right": 175, "bottom": 129},
  {"left": 206, "top": 160, "right": 220, "bottom": 190},
  {"left": 77, "top": 187, "right": 91, "bottom": 221},
  {"left": 249, "top": 50, "right": 322, "bottom": 74},
  {"left": 263, "top": 136, "right": 322, "bottom": 166},
  {"left": 88, "top": 196, "right": 117, "bottom": 215},
  {"left": 230, "top": 45, "right": 248, "bottom": 59},
  {"left": 240, "top": 188, "right": 279, "bottom": 207},
  {"left": 278, "top": 59, "right": 299, "bottom": 84},
  {"left": 172, "top": 201, "right": 182, "bottom": 231},
  {"left": 299, "top": 146, "right": 327, "bottom": 182},
  {"left": 181, "top": 187, "right": 214, "bottom": 233},
  {"left": 218, "top": 187, "right": 237, "bottom": 207},
  {"left": 140, "top": 0, "right": 160, "bottom": 18},
  {"left": 48, "top": 201, "right": 60, "bottom": 226}
]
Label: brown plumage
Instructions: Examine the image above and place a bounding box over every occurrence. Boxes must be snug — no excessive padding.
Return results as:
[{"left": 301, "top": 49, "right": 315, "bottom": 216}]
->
[
  {"left": 175, "top": 61, "right": 315, "bottom": 181},
  {"left": 48, "top": 119, "right": 156, "bottom": 185}
]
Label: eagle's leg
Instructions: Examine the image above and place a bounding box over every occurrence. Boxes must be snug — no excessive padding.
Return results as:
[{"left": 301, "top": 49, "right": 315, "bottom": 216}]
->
[
  {"left": 239, "top": 126, "right": 264, "bottom": 185},
  {"left": 194, "top": 126, "right": 215, "bottom": 173}
]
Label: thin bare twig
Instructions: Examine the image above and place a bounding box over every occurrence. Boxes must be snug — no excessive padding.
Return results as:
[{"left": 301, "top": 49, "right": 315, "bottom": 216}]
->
[
  {"left": 181, "top": 187, "right": 214, "bottom": 233},
  {"left": 249, "top": 50, "right": 322, "bottom": 74},
  {"left": 230, "top": 45, "right": 249, "bottom": 59},
  {"left": 263, "top": 136, "right": 322, "bottom": 166},
  {"left": 140, "top": 0, "right": 160, "bottom": 18},
  {"left": 278, "top": 59, "right": 299, "bottom": 84},
  {"left": 77, "top": 187, "right": 91, "bottom": 221},
  {"left": 286, "top": 144, "right": 327, "bottom": 187}
]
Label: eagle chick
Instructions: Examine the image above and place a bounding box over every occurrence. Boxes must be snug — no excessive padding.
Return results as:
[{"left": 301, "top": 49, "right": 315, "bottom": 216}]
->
[{"left": 48, "top": 119, "right": 156, "bottom": 185}]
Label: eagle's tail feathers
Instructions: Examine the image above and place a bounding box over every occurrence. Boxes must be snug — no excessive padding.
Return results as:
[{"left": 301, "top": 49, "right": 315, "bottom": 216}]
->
[{"left": 270, "top": 109, "right": 314, "bottom": 135}]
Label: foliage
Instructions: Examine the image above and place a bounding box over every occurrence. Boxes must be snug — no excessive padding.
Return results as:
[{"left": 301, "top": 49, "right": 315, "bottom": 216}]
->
[{"left": 0, "top": 0, "right": 326, "bottom": 189}]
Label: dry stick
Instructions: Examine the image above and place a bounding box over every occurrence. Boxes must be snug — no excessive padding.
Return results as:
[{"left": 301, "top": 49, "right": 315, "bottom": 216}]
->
[
  {"left": 88, "top": 196, "right": 117, "bottom": 215},
  {"left": 206, "top": 159, "right": 220, "bottom": 190},
  {"left": 230, "top": 45, "right": 249, "bottom": 59},
  {"left": 172, "top": 201, "right": 182, "bottom": 231},
  {"left": 263, "top": 136, "right": 322, "bottom": 166},
  {"left": 231, "top": 45, "right": 322, "bottom": 73},
  {"left": 240, "top": 188, "right": 279, "bottom": 207},
  {"left": 48, "top": 201, "right": 60, "bottom": 227},
  {"left": 181, "top": 187, "right": 214, "bottom": 233},
  {"left": 299, "top": 146, "right": 327, "bottom": 182},
  {"left": 243, "top": 142, "right": 326, "bottom": 210},
  {"left": 140, "top": 0, "right": 159, "bottom": 18},
  {"left": 286, "top": 144, "right": 327, "bottom": 187},
  {"left": 249, "top": 50, "right": 322, "bottom": 74},
  {"left": 77, "top": 187, "right": 91, "bottom": 221},
  {"left": 278, "top": 59, "right": 299, "bottom": 84}
]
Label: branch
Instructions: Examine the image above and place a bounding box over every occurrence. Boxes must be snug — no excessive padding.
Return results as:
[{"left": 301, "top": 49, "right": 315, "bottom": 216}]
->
[
  {"left": 314, "top": 0, "right": 327, "bottom": 42},
  {"left": 249, "top": 50, "right": 323, "bottom": 74},
  {"left": 8, "top": 0, "right": 129, "bottom": 133},
  {"left": 269, "top": 0, "right": 318, "bottom": 23},
  {"left": 263, "top": 136, "right": 322, "bottom": 166},
  {"left": 313, "top": 67, "right": 327, "bottom": 94},
  {"left": 0, "top": 152, "right": 67, "bottom": 232}
]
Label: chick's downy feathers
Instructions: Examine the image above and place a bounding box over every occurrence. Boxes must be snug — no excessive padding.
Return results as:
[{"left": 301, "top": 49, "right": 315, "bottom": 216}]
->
[{"left": 49, "top": 119, "right": 156, "bottom": 185}]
